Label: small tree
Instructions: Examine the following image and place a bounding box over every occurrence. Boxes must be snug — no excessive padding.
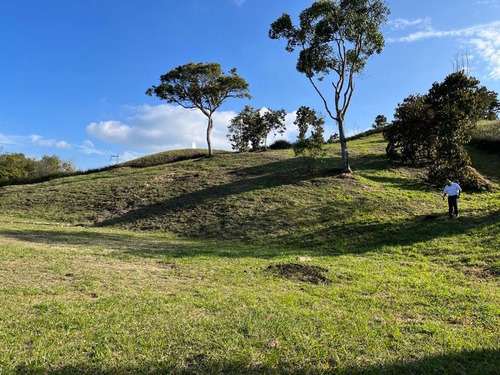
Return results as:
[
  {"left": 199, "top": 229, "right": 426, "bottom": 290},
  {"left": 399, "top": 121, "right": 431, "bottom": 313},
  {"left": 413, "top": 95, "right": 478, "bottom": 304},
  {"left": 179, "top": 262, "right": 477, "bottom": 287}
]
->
[
  {"left": 327, "top": 133, "right": 339, "bottom": 143},
  {"left": 228, "top": 106, "right": 286, "bottom": 152},
  {"left": 146, "top": 62, "right": 251, "bottom": 157},
  {"left": 261, "top": 108, "right": 287, "bottom": 149},
  {"left": 372, "top": 114, "right": 388, "bottom": 129},
  {"left": 294, "top": 106, "right": 325, "bottom": 143},
  {"left": 269, "top": 0, "right": 390, "bottom": 173},
  {"left": 227, "top": 105, "right": 255, "bottom": 152}
]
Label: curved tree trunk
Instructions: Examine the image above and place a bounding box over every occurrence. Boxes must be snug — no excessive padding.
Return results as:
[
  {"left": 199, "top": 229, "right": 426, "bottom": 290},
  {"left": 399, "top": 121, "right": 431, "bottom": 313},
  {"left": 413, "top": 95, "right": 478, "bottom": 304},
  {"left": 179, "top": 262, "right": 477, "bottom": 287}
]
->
[{"left": 206, "top": 116, "right": 214, "bottom": 157}]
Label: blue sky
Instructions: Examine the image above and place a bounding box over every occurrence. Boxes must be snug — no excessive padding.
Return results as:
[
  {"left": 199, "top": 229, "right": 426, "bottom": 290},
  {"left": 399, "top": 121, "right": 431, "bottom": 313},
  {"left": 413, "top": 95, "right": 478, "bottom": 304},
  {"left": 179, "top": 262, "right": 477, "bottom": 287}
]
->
[{"left": 1, "top": 0, "right": 499, "bottom": 169}]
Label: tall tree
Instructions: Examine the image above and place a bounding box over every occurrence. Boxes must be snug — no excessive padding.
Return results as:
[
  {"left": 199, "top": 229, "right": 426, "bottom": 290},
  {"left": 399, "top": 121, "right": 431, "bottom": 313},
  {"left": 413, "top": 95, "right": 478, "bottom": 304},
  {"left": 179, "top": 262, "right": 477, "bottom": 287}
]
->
[
  {"left": 146, "top": 62, "right": 251, "bottom": 157},
  {"left": 269, "top": 0, "right": 390, "bottom": 173}
]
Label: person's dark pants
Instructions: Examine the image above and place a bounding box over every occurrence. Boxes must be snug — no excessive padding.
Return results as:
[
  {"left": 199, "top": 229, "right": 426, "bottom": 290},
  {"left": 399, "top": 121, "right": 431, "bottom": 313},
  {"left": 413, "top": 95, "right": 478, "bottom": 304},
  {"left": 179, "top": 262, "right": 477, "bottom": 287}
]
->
[{"left": 448, "top": 195, "right": 458, "bottom": 217}]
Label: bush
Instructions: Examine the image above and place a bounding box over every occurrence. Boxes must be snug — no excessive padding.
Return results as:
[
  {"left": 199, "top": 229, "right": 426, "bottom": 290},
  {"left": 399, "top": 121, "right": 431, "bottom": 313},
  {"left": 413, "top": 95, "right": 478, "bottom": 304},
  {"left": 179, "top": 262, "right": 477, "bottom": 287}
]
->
[
  {"left": 269, "top": 140, "right": 292, "bottom": 150},
  {"left": 293, "top": 139, "right": 325, "bottom": 174},
  {"left": 428, "top": 163, "right": 492, "bottom": 192}
]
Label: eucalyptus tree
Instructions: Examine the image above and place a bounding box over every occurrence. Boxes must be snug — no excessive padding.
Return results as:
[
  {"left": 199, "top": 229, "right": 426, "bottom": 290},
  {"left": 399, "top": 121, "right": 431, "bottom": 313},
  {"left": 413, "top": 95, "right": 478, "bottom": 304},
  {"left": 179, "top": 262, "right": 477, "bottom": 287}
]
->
[
  {"left": 146, "top": 62, "right": 251, "bottom": 157},
  {"left": 269, "top": 0, "right": 390, "bottom": 173}
]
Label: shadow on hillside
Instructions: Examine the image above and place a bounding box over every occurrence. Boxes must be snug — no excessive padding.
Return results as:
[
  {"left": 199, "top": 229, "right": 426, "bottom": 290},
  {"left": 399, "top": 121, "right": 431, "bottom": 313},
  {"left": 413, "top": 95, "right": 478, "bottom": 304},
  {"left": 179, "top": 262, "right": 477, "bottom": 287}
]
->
[
  {"left": 94, "top": 157, "right": 342, "bottom": 229},
  {"left": 361, "top": 175, "right": 429, "bottom": 192},
  {"left": 295, "top": 207, "right": 500, "bottom": 254},
  {"left": 13, "top": 348, "right": 500, "bottom": 374},
  {"left": 1, "top": 208, "right": 498, "bottom": 260},
  {"left": 349, "top": 153, "right": 389, "bottom": 172}
]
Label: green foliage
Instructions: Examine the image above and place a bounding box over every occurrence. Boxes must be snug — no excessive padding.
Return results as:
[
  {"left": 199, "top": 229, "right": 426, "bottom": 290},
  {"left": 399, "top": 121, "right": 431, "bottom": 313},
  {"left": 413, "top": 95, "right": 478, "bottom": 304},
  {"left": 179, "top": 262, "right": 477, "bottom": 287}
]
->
[
  {"left": 0, "top": 153, "right": 75, "bottom": 186},
  {"left": 372, "top": 114, "right": 388, "bottom": 129},
  {"left": 294, "top": 106, "right": 325, "bottom": 143},
  {"left": 269, "top": 0, "right": 390, "bottom": 173},
  {"left": 327, "top": 133, "right": 339, "bottom": 143},
  {"left": 477, "top": 87, "right": 500, "bottom": 120},
  {"left": 227, "top": 106, "right": 286, "bottom": 152},
  {"left": 384, "top": 94, "right": 436, "bottom": 164},
  {"left": 385, "top": 72, "right": 499, "bottom": 190},
  {"left": 293, "top": 139, "right": 326, "bottom": 174},
  {"left": 269, "top": 139, "right": 292, "bottom": 150},
  {"left": 146, "top": 62, "right": 251, "bottom": 156},
  {"left": 0, "top": 153, "right": 33, "bottom": 183}
]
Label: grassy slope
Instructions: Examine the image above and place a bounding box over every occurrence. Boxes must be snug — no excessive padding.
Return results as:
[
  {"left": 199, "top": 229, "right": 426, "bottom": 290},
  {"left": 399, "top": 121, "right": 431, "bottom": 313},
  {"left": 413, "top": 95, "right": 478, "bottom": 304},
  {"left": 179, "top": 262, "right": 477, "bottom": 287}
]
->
[{"left": 0, "top": 134, "right": 499, "bottom": 374}]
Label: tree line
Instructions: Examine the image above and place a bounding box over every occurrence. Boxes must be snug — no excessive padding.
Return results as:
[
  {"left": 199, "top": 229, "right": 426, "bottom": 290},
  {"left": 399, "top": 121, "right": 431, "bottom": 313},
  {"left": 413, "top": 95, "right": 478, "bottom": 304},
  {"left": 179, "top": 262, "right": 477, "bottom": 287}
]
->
[{"left": 0, "top": 152, "right": 75, "bottom": 186}]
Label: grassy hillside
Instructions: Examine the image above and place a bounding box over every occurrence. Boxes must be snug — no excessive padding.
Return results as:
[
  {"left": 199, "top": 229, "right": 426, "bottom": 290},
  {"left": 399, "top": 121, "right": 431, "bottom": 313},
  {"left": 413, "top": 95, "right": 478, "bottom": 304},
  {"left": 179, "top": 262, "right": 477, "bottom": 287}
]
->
[
  {"left": 0, "top": 134, "right": 499, "bottom": 374},
  {"left": 470, "top": 120, "right": 500, "bottom": 152}
]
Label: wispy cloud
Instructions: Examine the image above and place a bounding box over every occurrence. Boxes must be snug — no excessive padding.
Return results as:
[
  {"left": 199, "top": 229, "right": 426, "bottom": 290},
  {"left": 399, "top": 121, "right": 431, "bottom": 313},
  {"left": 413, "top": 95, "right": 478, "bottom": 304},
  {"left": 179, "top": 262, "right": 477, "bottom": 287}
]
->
[
  {"left": 0, "top": 133, "right": 23, "bottom": 146},
  {"left": 474, "top": 0, "right": 498, "bottom": 5},
  {"left": 389, "top": 20, "right": 500, "bottom": 80},
  {"left": 232, "top": 0, "right": 246, "bottom": 5},
  {"left": 387, "top": 18, "right": 431, "bottom": 31}
]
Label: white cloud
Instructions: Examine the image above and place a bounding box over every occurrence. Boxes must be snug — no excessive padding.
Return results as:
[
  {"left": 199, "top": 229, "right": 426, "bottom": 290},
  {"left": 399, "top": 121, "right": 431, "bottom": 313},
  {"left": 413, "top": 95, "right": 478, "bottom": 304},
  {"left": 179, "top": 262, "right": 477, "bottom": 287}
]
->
[
  {"left": 86, "top": 104, "right": 315, "bottom": 152},
  {"left": 56, "top": 141, "right": 71, "bottom": 149},
  {"left": 87, "top": 104, "right": 237, "bottom": 152},
  {"left": 232, "top": 0, "right": 246, "bottom": 5},
  {"left": 28, "top": 135, "right": 73, "bottom": 149},
  {"left": 389, "top": 20, "right": 500, "bottom": 80}
]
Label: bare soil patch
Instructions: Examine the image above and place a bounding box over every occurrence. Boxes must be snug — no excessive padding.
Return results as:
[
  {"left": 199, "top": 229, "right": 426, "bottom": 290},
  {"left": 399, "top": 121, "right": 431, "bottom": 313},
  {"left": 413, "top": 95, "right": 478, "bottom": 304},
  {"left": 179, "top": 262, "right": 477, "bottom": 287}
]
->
[{"left": 267, "top": 263, "right": 331, "bottom": 284}]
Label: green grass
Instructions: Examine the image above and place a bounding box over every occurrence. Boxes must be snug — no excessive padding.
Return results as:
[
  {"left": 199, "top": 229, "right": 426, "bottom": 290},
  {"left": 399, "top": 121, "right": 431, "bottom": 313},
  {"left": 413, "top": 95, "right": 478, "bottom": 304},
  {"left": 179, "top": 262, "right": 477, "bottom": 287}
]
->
[
  {"left": 0, "top": 134, "right": 499, "bottom": 374},
  {"left": 470, "top": 120, "right": 500, "bottom": 152}
]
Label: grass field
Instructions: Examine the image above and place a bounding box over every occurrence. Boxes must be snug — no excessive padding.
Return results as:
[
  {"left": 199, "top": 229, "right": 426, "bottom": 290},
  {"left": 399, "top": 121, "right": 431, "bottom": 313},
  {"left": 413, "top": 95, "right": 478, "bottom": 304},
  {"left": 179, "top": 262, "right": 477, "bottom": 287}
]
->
[{"left": 0, "top": 134, "right": 499, "bottom": 374}]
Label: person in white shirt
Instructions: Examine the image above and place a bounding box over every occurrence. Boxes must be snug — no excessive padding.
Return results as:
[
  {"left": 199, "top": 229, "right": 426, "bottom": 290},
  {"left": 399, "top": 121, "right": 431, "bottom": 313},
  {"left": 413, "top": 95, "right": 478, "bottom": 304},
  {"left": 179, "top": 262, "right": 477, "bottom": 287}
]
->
[{"left": 442, "top": 179, "right": 462, "bottom": 218}]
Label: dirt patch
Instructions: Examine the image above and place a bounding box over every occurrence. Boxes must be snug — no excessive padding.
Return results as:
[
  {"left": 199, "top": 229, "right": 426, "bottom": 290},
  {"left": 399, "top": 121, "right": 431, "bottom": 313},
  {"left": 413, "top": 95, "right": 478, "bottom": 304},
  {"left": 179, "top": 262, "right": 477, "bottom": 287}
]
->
[{"left": 267, "top": 263, "right": 331, "bottom": 285}]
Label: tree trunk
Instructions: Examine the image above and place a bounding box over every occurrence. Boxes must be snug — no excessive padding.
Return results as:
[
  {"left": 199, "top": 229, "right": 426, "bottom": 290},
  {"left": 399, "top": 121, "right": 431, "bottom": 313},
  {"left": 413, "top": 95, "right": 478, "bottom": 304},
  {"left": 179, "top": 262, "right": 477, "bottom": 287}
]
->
[
  {"left": 337, "top": 118, "right": 352, "bottom": 173},
  {"left": 206, "top": 116, "right": 213, "bottom": 157}
]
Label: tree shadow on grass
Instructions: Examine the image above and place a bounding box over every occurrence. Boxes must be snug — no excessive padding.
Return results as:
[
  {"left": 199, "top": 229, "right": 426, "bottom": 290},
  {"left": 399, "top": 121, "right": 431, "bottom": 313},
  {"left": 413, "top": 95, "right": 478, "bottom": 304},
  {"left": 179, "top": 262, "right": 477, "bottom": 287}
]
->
[
  {"left": 93, "top": 157, "right": 342, "bottom": 229},
  {"left": 13, "top": 348, "right": 500, "bottom": 374},
  {"left": 360, "top": 174, "right": 430, "bottom": 192},
  {"left": 288, "top": 207, "right": 500, "bottom": 255},
  {"left": 0, "top": 208, "right": 498, "bottom": 260}
]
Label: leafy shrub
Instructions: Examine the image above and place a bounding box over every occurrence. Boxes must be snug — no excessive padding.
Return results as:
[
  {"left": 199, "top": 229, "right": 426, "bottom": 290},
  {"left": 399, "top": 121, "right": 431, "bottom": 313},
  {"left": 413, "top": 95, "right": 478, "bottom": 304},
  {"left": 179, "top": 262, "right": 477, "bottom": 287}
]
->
[
  {"left": 428, "top": 162, "right": 492, "bottom": 192},
  {"left": 269, "top": 140, "right": 292, "bottom": 150},
  {"left": 293, "top": 139, "right": 325, "bottom": 174}
]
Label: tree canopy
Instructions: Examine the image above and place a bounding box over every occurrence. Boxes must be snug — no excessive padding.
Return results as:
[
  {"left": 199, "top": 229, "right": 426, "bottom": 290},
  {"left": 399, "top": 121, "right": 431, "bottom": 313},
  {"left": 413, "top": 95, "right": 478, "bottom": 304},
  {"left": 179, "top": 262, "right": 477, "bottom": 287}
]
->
[
  {"left": 146, "top": 62, "right": 251, "bottom": 156},
  {"left": 0, "top": 153, "right": 75, "bottom": 186},
  {"left": 384, "top": 71, "right": 500, "bottom": 190},
  {"left": 269, "top": 0, "right": 390, "bottom": 173},
  {"left": 227, "top": 106, "right": 286, "bottom": 152}
]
